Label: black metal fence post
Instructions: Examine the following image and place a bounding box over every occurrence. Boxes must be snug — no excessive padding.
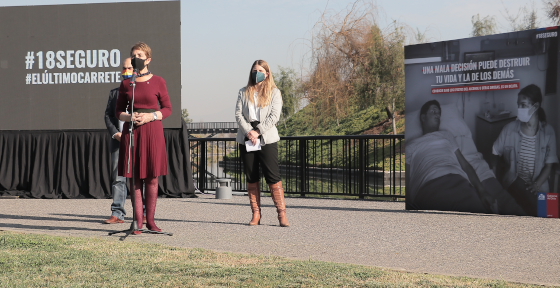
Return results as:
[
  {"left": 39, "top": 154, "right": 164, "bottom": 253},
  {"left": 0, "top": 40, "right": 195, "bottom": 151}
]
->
[
  {"left": 199, "top": 141, "right": 206, "bottom": 193},
  {"left": 299, "top": 139, "right": 307, "bottom": 197},
  {"left": 393, "top": 137, "right": 396, "bottom": 195},
  {"left": 358, "top": 138, "right": 366, "bottom": 199}
]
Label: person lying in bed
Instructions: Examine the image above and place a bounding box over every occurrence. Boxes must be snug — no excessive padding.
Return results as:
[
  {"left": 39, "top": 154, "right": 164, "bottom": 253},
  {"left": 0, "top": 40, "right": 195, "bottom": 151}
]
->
[{"left": 406, "top": 100, "right": 500, "bottom": 214}]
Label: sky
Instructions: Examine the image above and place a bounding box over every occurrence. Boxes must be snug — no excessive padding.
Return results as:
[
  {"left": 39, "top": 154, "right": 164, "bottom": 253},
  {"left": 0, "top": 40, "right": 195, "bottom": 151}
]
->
[{"left": 0, "top": 0, "right": 554, "bottom": 122}]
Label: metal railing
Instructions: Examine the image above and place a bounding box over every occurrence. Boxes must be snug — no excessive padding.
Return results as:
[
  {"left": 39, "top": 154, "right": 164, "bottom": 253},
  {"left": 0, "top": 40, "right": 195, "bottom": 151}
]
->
[
  {"left": 184, "top": 122, "right": 237, "bottom": 130},
  {"left": 185, "top": 122, "right": 238, "bottom": 135},
  {"left": 190, "top": 135, "right": 405, "bottom": 199}
]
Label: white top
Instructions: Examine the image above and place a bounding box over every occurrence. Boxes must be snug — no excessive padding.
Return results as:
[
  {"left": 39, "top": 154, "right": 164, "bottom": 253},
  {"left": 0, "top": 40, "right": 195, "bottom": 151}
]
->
[
  {"left": 517, "top": 131, "right": 536, "bottom": 182},
  {"left": 235, "top": 87, "right": 282, "bottom": 145},
  {"left": 406, "top": 131, "right": 469, "bottom": 201},
  {"left": 248, "top": 92, "right": 261, "bottom": 122},
  {"left": 113, "top": 108, "right": 126, "bottom": 138}
]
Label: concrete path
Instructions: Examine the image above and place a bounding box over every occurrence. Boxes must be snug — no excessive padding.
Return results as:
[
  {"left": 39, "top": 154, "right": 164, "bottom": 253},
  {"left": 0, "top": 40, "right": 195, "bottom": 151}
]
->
[{"left": 1, "top": 194, "right": 559, "bottom": 286}]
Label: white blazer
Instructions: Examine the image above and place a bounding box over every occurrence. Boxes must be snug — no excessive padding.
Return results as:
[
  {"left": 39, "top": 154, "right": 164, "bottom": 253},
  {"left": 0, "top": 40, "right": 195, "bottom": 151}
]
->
[{"left": 235, "top": 87, "right": 282, "bottom": 145}]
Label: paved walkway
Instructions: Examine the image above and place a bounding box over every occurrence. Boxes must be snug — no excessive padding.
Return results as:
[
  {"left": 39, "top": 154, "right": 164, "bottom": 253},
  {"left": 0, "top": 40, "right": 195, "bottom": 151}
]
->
[{"left": 1, "top": 194, "right": 559, "bottom": 286}]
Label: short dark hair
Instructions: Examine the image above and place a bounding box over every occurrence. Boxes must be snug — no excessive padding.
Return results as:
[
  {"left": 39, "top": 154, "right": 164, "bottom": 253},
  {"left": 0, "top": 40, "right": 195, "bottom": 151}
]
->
[{"left": 419, "top": 100, "right": 441, "bottom": 123}]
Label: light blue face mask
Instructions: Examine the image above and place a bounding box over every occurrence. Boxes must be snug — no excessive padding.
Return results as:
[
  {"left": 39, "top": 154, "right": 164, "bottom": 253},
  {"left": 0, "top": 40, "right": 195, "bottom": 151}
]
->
[
  {"left": 252, "top": 71, "right": 266, "bottom": 83},
  {"left": 517, "top": 104, "right": 537, "bottom": 122}
]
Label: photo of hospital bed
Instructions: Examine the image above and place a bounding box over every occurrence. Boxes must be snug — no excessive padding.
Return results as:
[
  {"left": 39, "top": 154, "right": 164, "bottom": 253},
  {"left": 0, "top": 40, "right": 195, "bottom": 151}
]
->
[{"left": 405, "top": 101, "right": 526, "bottom": 215}]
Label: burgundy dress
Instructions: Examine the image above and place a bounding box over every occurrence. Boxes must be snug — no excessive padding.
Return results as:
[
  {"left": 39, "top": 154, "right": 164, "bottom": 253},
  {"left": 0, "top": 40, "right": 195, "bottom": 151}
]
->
[{"left": 115, "top": 75, "right": 172, "bottom": 179}]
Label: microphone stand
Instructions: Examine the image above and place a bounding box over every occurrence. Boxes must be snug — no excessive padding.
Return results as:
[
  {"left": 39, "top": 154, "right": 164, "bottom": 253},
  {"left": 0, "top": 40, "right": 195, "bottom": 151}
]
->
[{"left": 109, "top": 72, "right": 173, "bottom": 240}]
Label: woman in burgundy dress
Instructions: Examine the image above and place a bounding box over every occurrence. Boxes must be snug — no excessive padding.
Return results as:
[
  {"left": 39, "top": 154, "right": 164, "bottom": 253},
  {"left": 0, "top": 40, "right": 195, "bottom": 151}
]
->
[{"left": 115, "top": 42, "right": 172, "bottom": 233}]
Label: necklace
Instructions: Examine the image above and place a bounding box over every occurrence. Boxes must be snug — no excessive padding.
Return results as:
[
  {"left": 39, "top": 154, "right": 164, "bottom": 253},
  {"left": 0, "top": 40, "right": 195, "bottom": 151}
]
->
[{"left": 137, "top": 71, "right": 151, "bottom": 77}]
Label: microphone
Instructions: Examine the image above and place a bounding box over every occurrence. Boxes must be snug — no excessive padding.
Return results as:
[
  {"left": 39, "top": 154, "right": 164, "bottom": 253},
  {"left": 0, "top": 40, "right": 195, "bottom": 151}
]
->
[{"left": 129, "top": 69, "right": 139, "bottom": 86}]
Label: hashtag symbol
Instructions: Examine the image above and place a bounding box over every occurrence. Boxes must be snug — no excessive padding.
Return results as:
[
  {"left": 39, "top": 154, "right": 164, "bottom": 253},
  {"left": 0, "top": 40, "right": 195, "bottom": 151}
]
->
[
  {"left": 25, "top": 51, "right": 34, "bottom": 69},
  {"left": 26, "top": 74, "right": 31, "bottom": 84}
]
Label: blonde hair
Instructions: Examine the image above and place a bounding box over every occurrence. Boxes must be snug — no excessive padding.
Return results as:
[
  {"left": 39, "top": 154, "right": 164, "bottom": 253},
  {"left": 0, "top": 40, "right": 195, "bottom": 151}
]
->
[
  {"left": 130, "top": 42, "right": 152, "bottom": 67},
  {"left": 245, "top": 60, "right": 277, "bottom": 108}
]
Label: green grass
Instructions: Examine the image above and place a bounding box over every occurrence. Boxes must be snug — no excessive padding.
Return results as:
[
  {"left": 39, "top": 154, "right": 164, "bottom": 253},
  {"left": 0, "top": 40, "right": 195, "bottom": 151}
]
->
[
  {"left": 222, "top": 167, "right": 404, "bottom": 198},
  {"left": 274, "top": 137, "right": 404, "bottom": 171},
  {"left": 275, "top": 193, "right": 405, "bottom": 201},
  {"left": 0, "top": 231, "right": 545, "bottom": 287},
  {"left": 223, "top": 107, "right": 407, "bottom": 173},
  {"left": 279, "top": 177, "right": 405, "bottom": 198},
  {"left": 275, "top": 108, "right": 406, "bottom": 171},
  {"left": 278, "top": 105, "right": 388, "bottom": 137}
]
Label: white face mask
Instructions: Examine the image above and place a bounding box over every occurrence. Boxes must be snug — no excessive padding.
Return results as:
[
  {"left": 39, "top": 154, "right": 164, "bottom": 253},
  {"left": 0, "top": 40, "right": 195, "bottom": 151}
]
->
[{"left": 517, "top": 104, "right": 537, "bottom": 122}]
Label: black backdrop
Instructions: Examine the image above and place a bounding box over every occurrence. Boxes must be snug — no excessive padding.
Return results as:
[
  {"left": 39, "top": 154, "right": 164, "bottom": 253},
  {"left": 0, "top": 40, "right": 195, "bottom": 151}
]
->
[
  {"left": 0, "top": 1, "right": 181, "bottom": 130},
  {"left": 0, "top": 120, "right": 195, "bottom": 199}
]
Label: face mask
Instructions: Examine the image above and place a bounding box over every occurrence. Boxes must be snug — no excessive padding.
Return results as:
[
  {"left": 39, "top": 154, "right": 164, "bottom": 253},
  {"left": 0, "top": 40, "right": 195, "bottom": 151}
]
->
[
  {"left": 252, "top": 71, "right": 266, "bottom": 83},
  {"left": 131, "top": 57, "right": 146, "bottom": 71},
  {"left": 121, "top": 69, "right": 133, "bottom": 80},
  {"left": 517, "top": 104, "right": 537, "bottom": 122}
]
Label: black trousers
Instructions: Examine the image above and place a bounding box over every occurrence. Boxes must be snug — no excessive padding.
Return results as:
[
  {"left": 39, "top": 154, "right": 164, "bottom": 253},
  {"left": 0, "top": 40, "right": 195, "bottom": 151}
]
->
[
  {"left": 239, "top": 142, "right": 281, "bottom": 184},
  {"left": 412, "top": 174, "right": 489, "bottom": 213},
  {"left": 506, "top": 177, "right": 537, "bottom": 216}
]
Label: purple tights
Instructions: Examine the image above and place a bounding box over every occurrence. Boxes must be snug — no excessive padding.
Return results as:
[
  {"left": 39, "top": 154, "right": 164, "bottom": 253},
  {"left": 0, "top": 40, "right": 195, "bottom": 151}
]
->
[{"left": 129, "top": 176, "right": 161, "bottom": 232}]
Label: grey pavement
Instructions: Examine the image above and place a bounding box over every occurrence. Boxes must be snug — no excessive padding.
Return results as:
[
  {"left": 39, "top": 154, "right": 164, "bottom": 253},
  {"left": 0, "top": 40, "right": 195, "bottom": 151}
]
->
[{"left": 1, "top": 194, "right": 559, "bottom": 286}]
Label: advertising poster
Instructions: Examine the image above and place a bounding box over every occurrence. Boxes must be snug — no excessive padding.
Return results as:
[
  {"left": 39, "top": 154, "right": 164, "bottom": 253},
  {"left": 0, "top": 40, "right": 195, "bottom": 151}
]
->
[
  {"left": 405, "top": 27, "right": 560, "bottom": 217},
  {"left": 0, "top": 1, "right": 181, "bottom": 130}
]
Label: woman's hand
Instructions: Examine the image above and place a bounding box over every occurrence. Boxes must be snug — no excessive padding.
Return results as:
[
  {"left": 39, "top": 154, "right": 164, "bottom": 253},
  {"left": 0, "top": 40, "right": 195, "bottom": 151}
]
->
[
  {"left": 247, "top": 130, "right": 259, "bottom": 145},
  {"left": 132, "top": 112, "right": 153, "bottom": 126},
  {"left": 526, "top": 181, "right": 541, "bottom": 194},
  {"left": 528, "top": 163, "right": 553, "bottom": 195}
]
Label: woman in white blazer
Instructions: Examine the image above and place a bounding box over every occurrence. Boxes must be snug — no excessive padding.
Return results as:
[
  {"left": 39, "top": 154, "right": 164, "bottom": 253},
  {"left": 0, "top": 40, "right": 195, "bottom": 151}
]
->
[{"left": 235, "top": 60, "right": 289, "bottom": 227}]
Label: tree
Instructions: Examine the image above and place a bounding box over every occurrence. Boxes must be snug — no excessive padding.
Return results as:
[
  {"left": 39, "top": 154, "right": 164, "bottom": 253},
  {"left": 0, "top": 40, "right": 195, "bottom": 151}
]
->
[
  {"left": 181, "top": 108, "right": 193, "bottom": 123},
  {"left": 300, "top": 0, "right": 406, "bottom": 134},
  {"left": 275, "top": 66, "right": 301, "bottom": 128},
  {"left": 414, "top": 27, "right": 430, "bottom": 44},
  {"left": 544, "top": 0, "right": 560, "bottom": 25},
  {"left": 301, "top": 0, "right": 373, "bottom": 127},
  {"left": 501, "top": 1, "right": 539, "bottom": 31},
  {"left": 471, "top": 2, "right": 545, "bottom": 37},
  {"left": 471, "top": 14, "right": 498, "bottom": 36}
]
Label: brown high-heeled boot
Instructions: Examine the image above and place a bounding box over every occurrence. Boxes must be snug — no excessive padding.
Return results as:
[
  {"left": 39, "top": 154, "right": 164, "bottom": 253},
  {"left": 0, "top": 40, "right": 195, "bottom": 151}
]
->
[
  {"left": 269, "top": 181, "right": 289, "bottom": 227},
  {"left": 247, "top": 182, "right": 261, "bottom": 225}
]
